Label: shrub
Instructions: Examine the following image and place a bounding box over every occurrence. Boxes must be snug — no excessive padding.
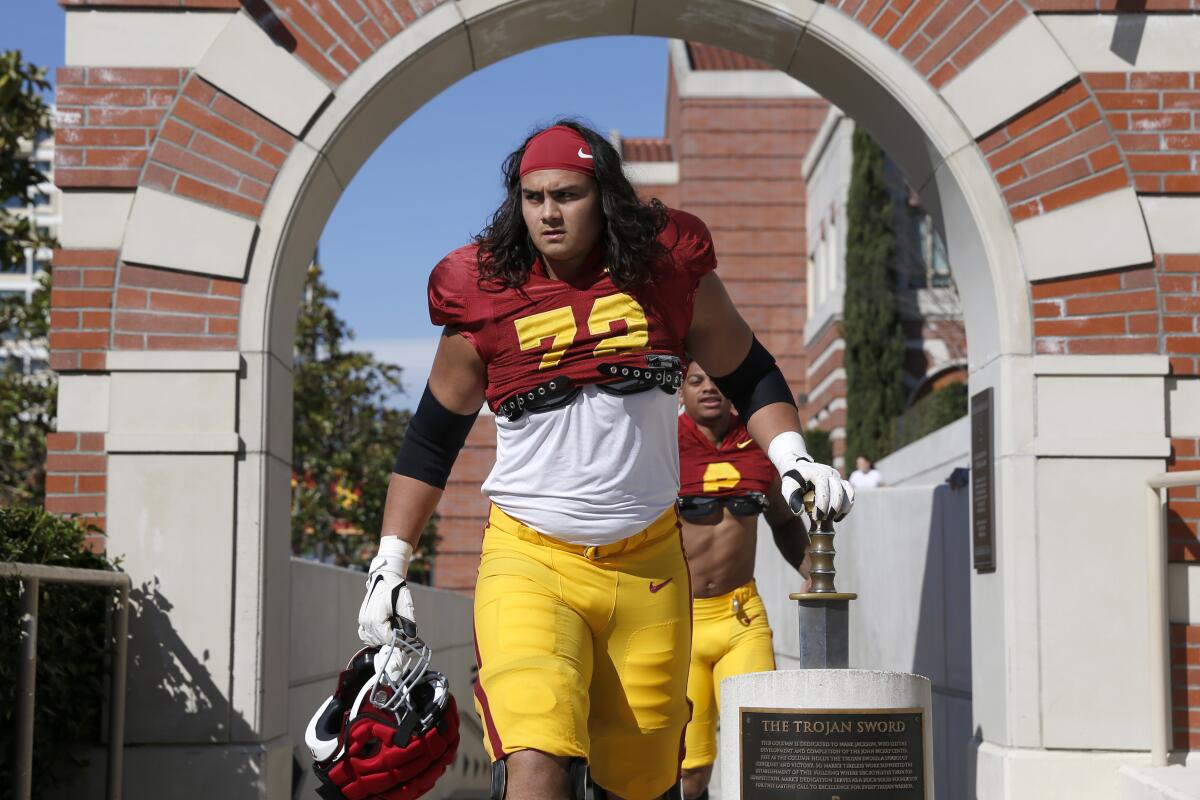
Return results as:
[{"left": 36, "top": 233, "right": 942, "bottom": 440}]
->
[
  {"left": 0, "top": 507, "right": 118, "bottom": 795},
  {"left": 892, "top": 382, "right": 969, "bottom": 450},
  {"left": 804, "top": 426, "right": 835, "bottom": 470}
]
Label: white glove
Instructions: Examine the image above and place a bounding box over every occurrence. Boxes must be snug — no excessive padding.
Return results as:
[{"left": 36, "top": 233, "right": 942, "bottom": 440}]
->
[
  {"left": 357, "top": 537, "right": 416, "bottom": 647},
  {"left": 767, "top": 431, "right": 855, "bottom": 522}
]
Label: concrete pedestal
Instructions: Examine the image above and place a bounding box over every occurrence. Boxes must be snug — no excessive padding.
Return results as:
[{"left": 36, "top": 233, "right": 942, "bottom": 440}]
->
[{"left": 720, "top": 670, "right": 935, "bottom": 800}]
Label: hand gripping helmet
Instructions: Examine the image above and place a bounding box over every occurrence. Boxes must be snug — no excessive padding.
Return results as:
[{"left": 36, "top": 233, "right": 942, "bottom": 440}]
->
[{"left": 306, "top": 629, "right": 460, "bottom": 800}]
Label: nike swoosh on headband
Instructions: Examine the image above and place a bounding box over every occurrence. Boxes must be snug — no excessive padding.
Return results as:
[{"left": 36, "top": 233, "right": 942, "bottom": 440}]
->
[{"left": 577, "top": 148, "right": 593, "bottom": 159}]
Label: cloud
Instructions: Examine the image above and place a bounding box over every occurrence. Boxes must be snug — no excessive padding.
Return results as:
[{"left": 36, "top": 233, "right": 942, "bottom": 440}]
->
[{"left": 349, "top": 337, "right": 438, "bottom": 405}]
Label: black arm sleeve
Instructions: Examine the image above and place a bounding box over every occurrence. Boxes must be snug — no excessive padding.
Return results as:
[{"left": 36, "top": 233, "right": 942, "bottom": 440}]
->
[
  {"left": 709, "top": 336, "right": 796, "bottom": 420},
  {"left": 392, "top": 384, "right": 479, "bottom": 489}
]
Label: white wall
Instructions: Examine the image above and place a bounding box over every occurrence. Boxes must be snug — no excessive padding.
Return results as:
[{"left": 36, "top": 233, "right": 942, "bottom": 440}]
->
[
  {"left": 803, "top": 109, "right": 853, "bottom": 346},
  {"left": 877, "top": 415, "right": 970, "bottom": 487},
  {"left": 288, "top": 559, "right": 489, "bottom": 799},
  {"left": 752, "top": 441, "right": 973, "bottom": 799}
]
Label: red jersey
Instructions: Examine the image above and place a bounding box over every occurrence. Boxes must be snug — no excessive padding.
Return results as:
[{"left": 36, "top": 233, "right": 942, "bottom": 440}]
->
[
  {"left": 678, "top": 412, "right": 775, "bottom": 497},
  {"left": 427, "top": 208, "right": 716, "bottom": 412}
]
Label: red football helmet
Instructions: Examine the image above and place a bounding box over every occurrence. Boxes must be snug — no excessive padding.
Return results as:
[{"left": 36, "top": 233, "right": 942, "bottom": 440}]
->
[{"left": 306, "top": 629, "right": 460, "bottom": 800}]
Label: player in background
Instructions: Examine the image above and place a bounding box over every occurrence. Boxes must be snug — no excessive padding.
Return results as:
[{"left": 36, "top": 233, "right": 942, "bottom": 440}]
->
[
  {"left": 676, "top": 361, "right": 815, "bottom": 800},
  {"left": 355, "top": 121, "right": 853, "bottom": 800}
]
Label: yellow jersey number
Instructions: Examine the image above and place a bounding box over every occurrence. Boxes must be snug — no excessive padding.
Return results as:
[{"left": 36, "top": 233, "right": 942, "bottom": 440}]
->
[
  {"left": 515, "top": 293, "right": 649, "bottom": 370},
  {"left": 702, "top": 461, "right": 742, "bottom": 493}
]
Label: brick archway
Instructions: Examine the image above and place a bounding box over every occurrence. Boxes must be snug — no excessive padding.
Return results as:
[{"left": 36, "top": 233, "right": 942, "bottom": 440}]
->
[{"left": 50, "top": 0, "right": 1200, "bottom": 796}]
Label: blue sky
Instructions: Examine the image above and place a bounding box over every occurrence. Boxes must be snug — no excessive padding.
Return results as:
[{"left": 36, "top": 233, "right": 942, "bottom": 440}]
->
[{"left": 3, "top": 4, "right": 669, "bottom": 405}]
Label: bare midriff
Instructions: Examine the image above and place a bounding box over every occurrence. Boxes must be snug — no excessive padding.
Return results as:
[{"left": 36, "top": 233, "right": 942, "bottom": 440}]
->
[{"left": 680, "top": 507, "right": 759, "bottom": 598}]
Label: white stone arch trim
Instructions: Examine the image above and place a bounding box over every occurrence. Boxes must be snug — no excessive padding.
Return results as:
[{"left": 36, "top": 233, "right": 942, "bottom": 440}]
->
[
  {"left": 238, "top": 0, "right": 1036, "bottom": 361},
  {"left": 224, "top": 0, "right": 1180, "bottom": 764},
  {"left": 787, "top": 3, "right": 1028, "bottom": 362},
  {"left": 195, "top": 11, "right": 333, "bottom": 138},
  {"left": 939, "top": 15, "right": 1078, "bottom": 140}
]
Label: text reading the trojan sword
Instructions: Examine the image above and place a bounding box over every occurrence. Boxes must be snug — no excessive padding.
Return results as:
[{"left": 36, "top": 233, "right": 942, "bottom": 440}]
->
[{"left": 740, "top": 708, "right": 925, "bottom": 800}]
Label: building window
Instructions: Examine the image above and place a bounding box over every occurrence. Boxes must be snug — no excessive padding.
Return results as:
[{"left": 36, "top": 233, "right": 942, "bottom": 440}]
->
[
  {"left": 806, "top": 254, "right": 816, "bottom": 313},
  {"left": 813, "top": 235, "right": 826, "bottom": 306},
  {"left": 0, "top": 245, "right": 24, "bottom": 274},
  {"left": 827, "top": 220, "right": 838, "bottom": 301},
  {"left": 928, "top": 221, "right": 951, "bottom": 287},
  {"left": 902, "top": 210, "right": 952, "bottom": 289}
]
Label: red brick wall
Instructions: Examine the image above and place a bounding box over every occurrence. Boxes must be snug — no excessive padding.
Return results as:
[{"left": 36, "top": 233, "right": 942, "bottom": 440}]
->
[
  {"left": 1159, "top": 256, "right": 1200, "bottom": 377},
  {"left": 671, "top": 97, "right": 829, "bottom": 393},
  {"left": 1172, "top": 623, "right": 1200, "bottom": 749},
  {"left": 1029, "top": 258, "right": 1200, "bottom": 364},
  {"left": 112, "top": 264, "right": 243, "bottom": 350},
  {"left": 832, "top": 0, "right": 1025, "bottom": 88},
  {"left": 56, "top": 67, "right": 186, "bottom": 188},
  {"left": 49, "top": 249, "right": 118, "bottom": 372},
  {"left": 434, "top": 416, "right": 495, "bottom": 592},
  {"left": 1084, "top": 72, "right": 1200, "bottom": 194},
  {"left": 1168, "top": 439, "right": 1200, "bottom": 563},
  {"left": 1171, "top": 446, "right": 1200, "bottom": 749},
  {"left": 980, "top": 81, "right": 1128, "bottom": 222},
  {"left": 1031, "top": 267, "right": 1158, "bottom": 355},
  {"left": 44, "top": 432, "right": 107, "bottom": 548},
  {"left": 241, "top": 0, "right": 434, "bottom": 86},
  {"left": 144, "top": 76, "right": 295, "bottom": 219}
]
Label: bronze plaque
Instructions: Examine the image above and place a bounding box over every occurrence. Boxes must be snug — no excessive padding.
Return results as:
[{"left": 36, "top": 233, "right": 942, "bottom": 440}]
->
[
  {"left": 740, "top": 707, "right": 926, "bottom": 800},
  {"left": 970, "top": 387, "right": 996, "bottom": 573}
]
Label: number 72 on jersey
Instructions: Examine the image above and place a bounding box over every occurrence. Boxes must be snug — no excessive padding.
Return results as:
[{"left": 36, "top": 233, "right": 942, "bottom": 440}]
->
[{"left": 514, "top": 293, "right": 650, "bottom": 370}]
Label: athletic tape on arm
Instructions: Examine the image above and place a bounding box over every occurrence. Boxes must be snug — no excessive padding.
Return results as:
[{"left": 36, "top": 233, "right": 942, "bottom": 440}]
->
[
  {"left": 709, "top": 336, "right": 796, "bottom": 420},
  {"left": 393, "top": 384, "right": 479, "bottom": 489}
]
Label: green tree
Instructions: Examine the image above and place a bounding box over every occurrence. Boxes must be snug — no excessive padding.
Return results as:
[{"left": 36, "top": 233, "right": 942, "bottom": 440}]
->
[
  {"left": 291, "top": 260, "right": 437, "bottom": 579},
  {"left": 842, "top": 128, "right": 905, "bottom": 463},
  {"left": 1, "top": 51, "right": 54, "bottom": 273},
  {"left": 0, "top": 508, "right": 117, "bottom": 795},
  {"left": 0, "top": 51, "right": 57, "bottom": 506},
  {"left": 804, "top": 426, "right": 834, "bottom": 470},
  {"left": 892, "top": 381, "right": 968, "bottom": 450}
]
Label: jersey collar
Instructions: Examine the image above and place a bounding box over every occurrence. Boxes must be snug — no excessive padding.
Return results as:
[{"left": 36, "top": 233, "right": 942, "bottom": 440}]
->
[
  {"left": 680, "top": 411, "right": 748, "bottom": 453},
  {"left": 532, "top": 243, "right": 608, "bottom": 287}
]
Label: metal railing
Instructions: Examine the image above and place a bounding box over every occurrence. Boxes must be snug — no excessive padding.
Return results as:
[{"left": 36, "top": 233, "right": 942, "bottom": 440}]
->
[
  {"left": 1147, "top": 470, "right": 1200, "bottom": 767},
  {"left": 1, "top": 562, "right": 131, "bottom": 800}
]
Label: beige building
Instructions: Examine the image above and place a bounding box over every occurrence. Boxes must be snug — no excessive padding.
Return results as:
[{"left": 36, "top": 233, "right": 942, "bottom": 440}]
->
[{"left": 803, "top": 108, "right": 966, "bottom": 469}]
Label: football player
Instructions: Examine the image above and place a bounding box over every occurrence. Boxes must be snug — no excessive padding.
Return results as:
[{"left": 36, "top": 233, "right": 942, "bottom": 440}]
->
[
  {"left": 676, "top": 361, "right": 818, "bottom": 800},
  {"left": 356, "top": 121, "right": 853, "bottom": 800}
]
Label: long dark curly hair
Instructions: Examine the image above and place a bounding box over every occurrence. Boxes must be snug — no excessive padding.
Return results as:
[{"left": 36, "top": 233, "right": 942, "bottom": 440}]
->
[{"left": 475, "top": 119, "right": 668, "bottom": 290}]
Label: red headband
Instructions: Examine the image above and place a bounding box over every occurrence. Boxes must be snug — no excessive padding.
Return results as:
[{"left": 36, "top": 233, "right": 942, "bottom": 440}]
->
[{"left": 519, "top": 126, "right": 596, "bottom": 178}]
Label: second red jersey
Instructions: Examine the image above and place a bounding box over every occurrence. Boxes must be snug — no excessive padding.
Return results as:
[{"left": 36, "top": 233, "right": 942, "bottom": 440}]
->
[
  {"left": 427, "top": 208, "right": 716, "bottom": 411},
  {"left": 678, "top": 412, "right": 775, "bottom": 497}
]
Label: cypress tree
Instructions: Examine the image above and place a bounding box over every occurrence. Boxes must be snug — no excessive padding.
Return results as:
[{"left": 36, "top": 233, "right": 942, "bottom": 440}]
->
[{"left": 842, "top": 127, "right": 905, "bottom": 464}]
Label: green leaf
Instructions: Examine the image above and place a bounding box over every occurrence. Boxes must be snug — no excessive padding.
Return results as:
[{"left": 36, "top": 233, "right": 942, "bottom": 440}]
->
[
  {"left": 843, "top": 129, "right": 906, "bottom": 464},
  {"left": 0, "top": 508, "right": 118, "bottom": 794},
  {"left": 291, "top": 261, "right": 438, "bottom": 574}
]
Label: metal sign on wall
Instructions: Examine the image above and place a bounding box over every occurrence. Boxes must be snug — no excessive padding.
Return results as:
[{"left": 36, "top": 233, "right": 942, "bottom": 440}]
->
[
  {"left": 971, "top": 387, "right": 996, "bottom": 573},
  {"left": 740, "top": 707, "right": 927, "bottom": 799}
]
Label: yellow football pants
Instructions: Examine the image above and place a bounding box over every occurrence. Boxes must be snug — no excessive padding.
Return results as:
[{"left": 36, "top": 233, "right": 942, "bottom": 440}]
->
[
  {"left": 473, "top": 504, "right": 693, "bottom": 800},
  {"left": 681, "top": 580, "right": 775, "bottom": 770}
]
